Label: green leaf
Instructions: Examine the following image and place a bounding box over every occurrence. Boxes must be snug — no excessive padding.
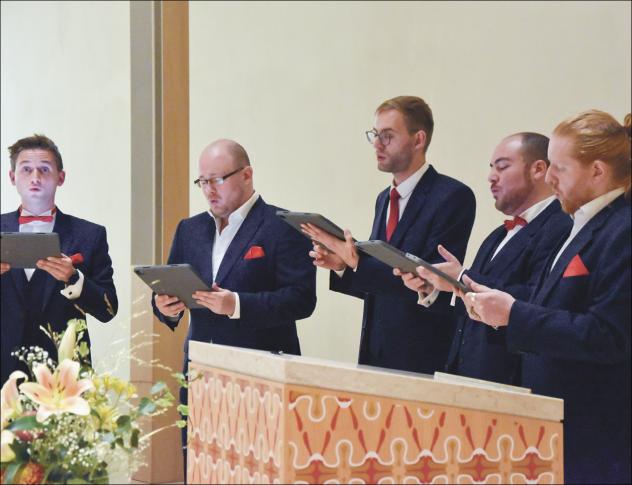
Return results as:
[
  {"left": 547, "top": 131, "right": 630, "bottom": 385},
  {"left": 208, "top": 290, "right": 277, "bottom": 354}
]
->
[
  {"left": 138, "top": 397, "right": 157, "bottom": 415},
  {"left": 150, "top": 381, "right": 167, "bottom": 395},
  {"left": 116, "top": 415, "right": 131, "bottom": 430},
  {"left": 6, "top": 415, "right": 39, "bottom": 431},
  {"left": 175, "top": 419, "right": 187, "bottom": 428},
  {"left": 176, "top": 404, "right": 189, "bottom": 416}
]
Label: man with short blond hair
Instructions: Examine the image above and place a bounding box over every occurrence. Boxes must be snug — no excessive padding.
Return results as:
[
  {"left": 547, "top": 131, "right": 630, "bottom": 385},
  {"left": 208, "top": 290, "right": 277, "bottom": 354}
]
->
[{"left": 304, "top": 96, "right": 476, "bottom": 375}]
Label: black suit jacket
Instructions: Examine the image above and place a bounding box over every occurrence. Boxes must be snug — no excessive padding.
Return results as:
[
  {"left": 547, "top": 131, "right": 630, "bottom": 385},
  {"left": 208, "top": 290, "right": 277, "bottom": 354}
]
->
[
  {"left": 446, "top": 199, "right": 572, "bottom": 384},
  {"left": 508, "top": 195, "right": 631, "bottom": 484},
  {"left": 331, "top": 166, "right": 476, "bottom": 374},
  {"left": 153, "top": 197, "right": 317, "bottom": 363},
  {"left": 1, "top": 209, "right": 118, "bottom": 384}
]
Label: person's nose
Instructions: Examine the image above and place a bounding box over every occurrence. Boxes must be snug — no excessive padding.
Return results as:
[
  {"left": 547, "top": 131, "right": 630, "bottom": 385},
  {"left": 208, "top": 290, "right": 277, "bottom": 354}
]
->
[
  {"left": 488, "top": 168, "right": 497, "bottom": 184},
  {"left": 30, "top": 169, "right": 43, "bottom": 183}
]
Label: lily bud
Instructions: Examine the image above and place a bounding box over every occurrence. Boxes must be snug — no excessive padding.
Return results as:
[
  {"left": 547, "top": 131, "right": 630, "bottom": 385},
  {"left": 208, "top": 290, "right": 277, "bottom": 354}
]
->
[{"left": 58, "top": 319, "right": 78, "bottom": 362}]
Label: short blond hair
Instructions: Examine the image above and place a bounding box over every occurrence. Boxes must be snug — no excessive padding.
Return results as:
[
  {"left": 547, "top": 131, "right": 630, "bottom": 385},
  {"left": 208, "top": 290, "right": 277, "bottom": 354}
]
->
[{"left": 376, "top": 96, "right": 434, "bottom": 152}]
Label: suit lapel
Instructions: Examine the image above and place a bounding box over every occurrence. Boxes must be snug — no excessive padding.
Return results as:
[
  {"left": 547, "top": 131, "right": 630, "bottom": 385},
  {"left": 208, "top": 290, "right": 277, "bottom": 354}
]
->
[
  {"left": 388, "top": 166, "right": 436, "bottom": 248},
  {"left": 40, "top": 210, "right": 72, "bottom": 312},
  {"left": 194, "top": 213, "right": 216, "bottom": 285},
  {"left": 488, "top": 201, "right": 561, "bottom": 275},
  {"left": 370, "top": 190, "right": 389, "bottom": 240},
  {"left": 472, "top": 226, "right": 505, "bottom": 272},
  {"left": 534, "top": 201, "right": 614, "bottom": 304},
  {"left": 214, "top": 198, "right": 265, "bottom": 286}
]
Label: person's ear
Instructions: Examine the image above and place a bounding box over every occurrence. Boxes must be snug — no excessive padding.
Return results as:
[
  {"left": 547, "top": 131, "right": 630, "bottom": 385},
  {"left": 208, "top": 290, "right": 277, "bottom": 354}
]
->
[
  {"left": 242, "top": 166, "right": 253, "bottom": 182},
  {"left": 58, "top": 170, "right": 66, "bottom": 187},
  {"left": 414, "top": 130, "right": 427, "bottom": 152},
  {"left": 530, "top": 159, "right": 548, "bottom": 181},
  {"left": 9, "top": 170, "right": 16, "bottom": 186},
  {"left": 592, "top": 160, "right": 606, "bottom": 181}
]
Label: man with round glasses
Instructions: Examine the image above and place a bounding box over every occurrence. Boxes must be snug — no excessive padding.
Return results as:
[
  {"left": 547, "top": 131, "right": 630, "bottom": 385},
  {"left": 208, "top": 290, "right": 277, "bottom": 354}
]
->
[{"left": 303, "top": 96, "right": 476, "bottom": 375}]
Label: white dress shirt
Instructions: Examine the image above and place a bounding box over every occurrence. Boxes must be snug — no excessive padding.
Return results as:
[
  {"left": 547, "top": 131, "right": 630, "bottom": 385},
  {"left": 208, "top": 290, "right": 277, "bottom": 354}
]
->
[
  {"left": 550, "top": 187, "right": 625, "bottom": 271},
  {"left": 18, "top": 207, "right": 84, "bottom": 299},
  {"left": 209, "top": 191, "right": 260, "bottom": 319},
  {"left": 384, "top": 163, "right": 431, "bottom": 227},
  {"left": 491, "top": 195, "right": 556, "bottom": 259}
]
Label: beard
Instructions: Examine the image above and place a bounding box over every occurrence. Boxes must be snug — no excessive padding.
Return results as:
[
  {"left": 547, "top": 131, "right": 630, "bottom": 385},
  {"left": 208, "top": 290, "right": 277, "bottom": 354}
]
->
[
  {"left": 377, "top": 143, "right": 415, "bottom": 174},
  {"left": 494, "top": 181, "right": 534, "bottom": 215},
  {"left": 558, "top": 196, "right": 582, "bottom": 215}
]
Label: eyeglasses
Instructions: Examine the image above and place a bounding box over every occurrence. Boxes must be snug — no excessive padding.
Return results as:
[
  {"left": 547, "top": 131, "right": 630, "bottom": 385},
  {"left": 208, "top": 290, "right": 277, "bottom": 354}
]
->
[
  {"left": 365, "top": 129, "right": 394, "bottom": 146},
  {"left": 193, "top": 167, "right": 245, "bottom": 188}
]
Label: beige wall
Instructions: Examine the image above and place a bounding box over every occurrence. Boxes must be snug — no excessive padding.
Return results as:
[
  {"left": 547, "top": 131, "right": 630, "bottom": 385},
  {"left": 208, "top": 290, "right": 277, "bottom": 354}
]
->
[
  {"left": 0, "top": 1, "right": 131, "bottom": 379},
  {"left": 2, "top": 1, "right": 630, "bottom": 370},
  {"left": 189, "top": 1, "right": 631, "bottom": 363}
]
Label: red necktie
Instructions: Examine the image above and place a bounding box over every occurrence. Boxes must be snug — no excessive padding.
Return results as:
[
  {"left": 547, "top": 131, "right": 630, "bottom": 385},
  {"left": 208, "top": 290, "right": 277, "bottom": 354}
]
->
[
  {"left": 386, "top": 188, "right": 401, "bottom": 241},
  {"left": 503, "top": 215, "right": 527, "bottom": 231},
  {"left": 18, "top": 208, "right": 56, "bottom": 225}
]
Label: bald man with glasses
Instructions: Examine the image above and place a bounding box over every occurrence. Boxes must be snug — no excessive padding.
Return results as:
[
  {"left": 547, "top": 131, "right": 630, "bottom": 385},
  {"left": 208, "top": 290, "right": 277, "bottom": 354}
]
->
[{"left": 153, "top": 139, "right": 317, "bottom": 479}]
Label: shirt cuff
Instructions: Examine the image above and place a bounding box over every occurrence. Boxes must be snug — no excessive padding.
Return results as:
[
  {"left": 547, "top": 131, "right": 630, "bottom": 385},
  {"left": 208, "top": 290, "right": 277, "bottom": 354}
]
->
[
  {"left": 229, "top": 292, "right": 241, "bottom": 319},
  {"left": 450, "top": 268, "right": 468, "bottom": 307},
  {"left": 60, "top": 270, "right": 84, "bottom": 300},
  {"left": 418, "top": 287, "right": 440, "bottom": 307}
]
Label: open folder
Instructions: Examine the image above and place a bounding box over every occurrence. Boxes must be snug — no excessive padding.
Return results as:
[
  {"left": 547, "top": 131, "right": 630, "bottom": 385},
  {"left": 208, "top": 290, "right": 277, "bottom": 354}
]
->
[
  {"left": 275, "top": 212, "right": 468, "bottom": 293},
  {"left": 355, "top": 240, "right": 469, "bottom": 292}
]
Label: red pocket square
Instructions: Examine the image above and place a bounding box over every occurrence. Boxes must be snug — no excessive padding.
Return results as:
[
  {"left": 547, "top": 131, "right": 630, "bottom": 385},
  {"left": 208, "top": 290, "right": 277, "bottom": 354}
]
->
[
  {"left": 244, "top": 245, "right": 265, "bottom": 260},
  {"left": 70, "top": 253, "right": 84, "bottom": 266},
  {"left": 563, "top": 254, "right": 589, "bottom": 277}
]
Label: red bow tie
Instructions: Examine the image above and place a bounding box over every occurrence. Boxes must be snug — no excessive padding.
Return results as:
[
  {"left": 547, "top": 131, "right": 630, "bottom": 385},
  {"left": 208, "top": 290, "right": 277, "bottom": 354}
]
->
[
  {"left": 504, "top": 216, "right": 527, "bottom": 231},
  {"left": 18, "top": 207, "right": 56, "bottom": 225},
  {"left": 18, "top": 214, "right": 54, "bottom": 224}
]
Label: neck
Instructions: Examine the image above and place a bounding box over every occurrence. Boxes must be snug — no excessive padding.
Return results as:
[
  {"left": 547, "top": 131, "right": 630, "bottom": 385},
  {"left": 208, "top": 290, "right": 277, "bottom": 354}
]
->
[
  {"left": 21, "top": 201, "right": 55, "bottom": 215},
  {"left": 393, "top": 157, "right": 426, "bottom": 185},
  {"left": 217, "top": 217, "right": 229, "bottom": 233}
]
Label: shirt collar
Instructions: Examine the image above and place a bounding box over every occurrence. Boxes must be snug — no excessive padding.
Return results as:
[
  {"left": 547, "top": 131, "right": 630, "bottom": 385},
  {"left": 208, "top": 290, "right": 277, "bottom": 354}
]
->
[
  {"left": 391, "top": 163, "right": 431, "bottom": 199},
  {"left": 209, "top": 191, "right": 259, "bottom": 229},
  {"left": 518, "top": 195, "right": 556, "bottom": 223},
  {"left": 19, "top": 206, "right": 57, "bottom": 217},
  {"left": 572, "top": 187, "right": 625, "bottom": 226}
]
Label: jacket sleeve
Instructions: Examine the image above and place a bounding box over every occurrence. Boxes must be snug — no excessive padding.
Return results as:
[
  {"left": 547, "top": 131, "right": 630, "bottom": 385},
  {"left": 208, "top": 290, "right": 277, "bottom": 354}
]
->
[
  {"left": 152, "top": 220, "right": 185, "bottom": 330},
  {"left": 74, "top": 226, "right": 118, "bottom": 322}
]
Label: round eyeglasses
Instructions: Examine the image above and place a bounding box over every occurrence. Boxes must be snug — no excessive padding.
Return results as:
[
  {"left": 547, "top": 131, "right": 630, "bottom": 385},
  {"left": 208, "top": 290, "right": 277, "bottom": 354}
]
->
[{"left": 365, "top": 129, "right": 394, "bottom": 146}]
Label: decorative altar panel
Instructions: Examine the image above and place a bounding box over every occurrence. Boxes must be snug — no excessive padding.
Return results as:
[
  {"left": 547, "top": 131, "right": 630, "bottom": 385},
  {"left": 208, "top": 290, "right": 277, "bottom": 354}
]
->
[{"left": 187, "top": 342, "right": 563, "bottom": 484}]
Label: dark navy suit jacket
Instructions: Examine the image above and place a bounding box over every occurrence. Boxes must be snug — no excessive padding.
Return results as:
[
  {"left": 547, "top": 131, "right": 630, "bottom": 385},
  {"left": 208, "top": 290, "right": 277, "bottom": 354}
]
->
[
  {"left": 1, "top": 209, "right": 118, "bottom": 384},
  {"left": 153, "top": 197, "right": 317, "bottom": 363},
  {"left": 331, "top": 166, "right": 476, "bottom": 374},
  {"left": 446, "top": 199, "right": 572, "bottom": 384},
  {"left": 508, "top": 194, "right": 631, "bottom": 484}
]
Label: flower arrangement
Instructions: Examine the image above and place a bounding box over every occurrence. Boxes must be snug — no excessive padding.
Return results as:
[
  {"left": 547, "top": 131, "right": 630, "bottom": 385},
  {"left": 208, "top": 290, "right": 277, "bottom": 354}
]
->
[{"left": 0, "top": 319, "right": 176, "bottom": 484}]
